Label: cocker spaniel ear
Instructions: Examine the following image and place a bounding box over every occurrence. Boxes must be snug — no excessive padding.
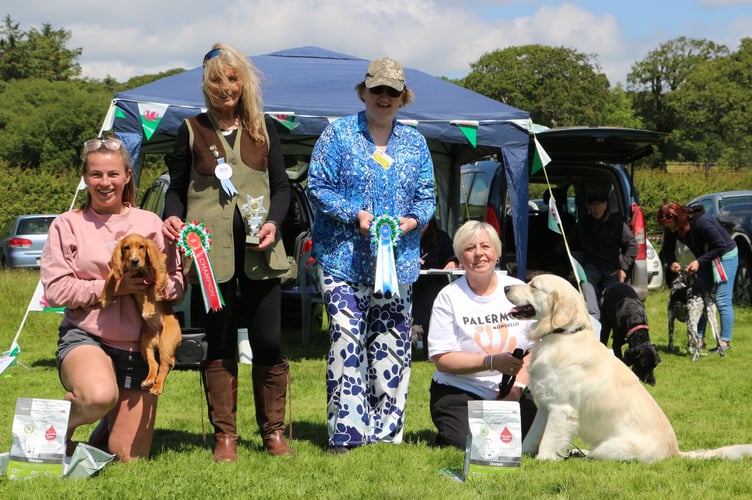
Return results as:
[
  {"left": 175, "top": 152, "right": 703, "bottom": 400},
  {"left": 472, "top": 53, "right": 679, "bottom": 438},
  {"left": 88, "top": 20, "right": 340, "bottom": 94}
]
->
[
  {"left": 100, "top": 240, "right": 124, "bottom": 308},
  {"left": 145, "top": 239, "right": 168, "bottom": 289}
]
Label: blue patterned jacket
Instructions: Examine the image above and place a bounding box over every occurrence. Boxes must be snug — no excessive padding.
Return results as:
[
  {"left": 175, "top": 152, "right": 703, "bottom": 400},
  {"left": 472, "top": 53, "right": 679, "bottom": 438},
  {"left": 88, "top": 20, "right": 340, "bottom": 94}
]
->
[{"left": 307, "top": 111, "right": 435, "bottom": 285}]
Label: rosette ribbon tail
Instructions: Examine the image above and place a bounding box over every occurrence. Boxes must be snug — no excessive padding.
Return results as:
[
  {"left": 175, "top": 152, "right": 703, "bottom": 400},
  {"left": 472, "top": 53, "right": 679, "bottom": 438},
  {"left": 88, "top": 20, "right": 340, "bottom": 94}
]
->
[
  {"left": 178, "top": 222, "right": 225, "bottom": 312},
  {"left": 220, "top": 178, "right": 238, "bottom": 197},
  {"left": 371, "top": 215, "right": 401, "bottom": 297}
]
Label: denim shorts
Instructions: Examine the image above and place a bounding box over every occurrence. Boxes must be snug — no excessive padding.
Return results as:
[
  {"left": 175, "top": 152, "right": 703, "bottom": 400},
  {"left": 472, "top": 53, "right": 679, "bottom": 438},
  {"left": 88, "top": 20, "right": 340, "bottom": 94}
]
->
[{"left": 56, "top": 327, "right": 149, "bottom": 390}]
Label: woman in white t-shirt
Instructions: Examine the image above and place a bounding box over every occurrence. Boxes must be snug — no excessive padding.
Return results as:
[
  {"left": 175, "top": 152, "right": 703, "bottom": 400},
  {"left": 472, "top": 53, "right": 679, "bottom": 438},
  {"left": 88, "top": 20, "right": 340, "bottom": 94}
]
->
[{"left": 427, "top": 220, "right": 537, "bottom": 448}]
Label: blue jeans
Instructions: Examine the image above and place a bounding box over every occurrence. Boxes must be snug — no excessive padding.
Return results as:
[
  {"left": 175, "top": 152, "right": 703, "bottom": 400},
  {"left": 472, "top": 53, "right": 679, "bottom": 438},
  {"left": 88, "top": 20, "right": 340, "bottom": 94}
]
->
[{"left": 699, "top": 249, "right": 738, "bottom": 343}]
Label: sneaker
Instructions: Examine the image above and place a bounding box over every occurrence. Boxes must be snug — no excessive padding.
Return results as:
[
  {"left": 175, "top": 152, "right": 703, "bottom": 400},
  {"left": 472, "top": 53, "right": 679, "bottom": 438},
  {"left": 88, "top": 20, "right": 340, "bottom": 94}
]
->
[{"left": 710, "top": 342, "right": 730, "bottom": 353}]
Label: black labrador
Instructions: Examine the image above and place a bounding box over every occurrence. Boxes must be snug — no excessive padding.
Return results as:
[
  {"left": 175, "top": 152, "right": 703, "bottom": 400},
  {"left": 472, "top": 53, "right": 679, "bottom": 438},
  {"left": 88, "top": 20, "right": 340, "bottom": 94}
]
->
[{"left": 599, "top": 282, "right": 661, "bottom": 386}]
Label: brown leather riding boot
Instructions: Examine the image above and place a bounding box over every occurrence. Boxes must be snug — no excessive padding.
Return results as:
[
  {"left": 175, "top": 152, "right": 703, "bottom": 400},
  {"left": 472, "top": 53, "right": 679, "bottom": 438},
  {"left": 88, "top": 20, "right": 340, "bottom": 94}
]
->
[
  {"left": 252, "top": 357, "right": 294, "bottom": 456},
  {"left": 201, "top": 359, "right": 239, "bottom": 462}
]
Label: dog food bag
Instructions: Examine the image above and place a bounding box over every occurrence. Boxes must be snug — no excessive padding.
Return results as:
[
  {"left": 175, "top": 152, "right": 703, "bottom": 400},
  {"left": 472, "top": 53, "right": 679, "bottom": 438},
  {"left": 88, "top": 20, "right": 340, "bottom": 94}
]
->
[
  {"left": 464, "top": 400, "right": 521, "bottom": 478},
  {"left": 7, "top": 397, "right": 71, "bottom": 480}
]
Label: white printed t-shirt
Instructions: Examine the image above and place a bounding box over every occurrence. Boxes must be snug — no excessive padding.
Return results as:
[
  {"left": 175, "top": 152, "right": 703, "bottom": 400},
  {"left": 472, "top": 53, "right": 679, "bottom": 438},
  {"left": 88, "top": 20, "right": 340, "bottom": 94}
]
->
[{"left": 428, "top": 271, "right": 534, "bottom": 400}]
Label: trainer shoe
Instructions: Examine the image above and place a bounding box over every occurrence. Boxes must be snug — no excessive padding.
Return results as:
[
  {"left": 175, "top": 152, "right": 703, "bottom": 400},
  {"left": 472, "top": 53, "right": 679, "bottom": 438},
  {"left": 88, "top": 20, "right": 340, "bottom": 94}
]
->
[{"left": 710, "top": 341, "right": 730, "bottom": 353}]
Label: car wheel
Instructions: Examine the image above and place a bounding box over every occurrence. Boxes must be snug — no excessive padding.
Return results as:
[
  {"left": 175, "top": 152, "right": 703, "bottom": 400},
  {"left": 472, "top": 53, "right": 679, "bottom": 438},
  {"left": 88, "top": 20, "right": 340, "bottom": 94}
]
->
[{"left": 733, "top": 254, "right": 752, "bottom": 307}]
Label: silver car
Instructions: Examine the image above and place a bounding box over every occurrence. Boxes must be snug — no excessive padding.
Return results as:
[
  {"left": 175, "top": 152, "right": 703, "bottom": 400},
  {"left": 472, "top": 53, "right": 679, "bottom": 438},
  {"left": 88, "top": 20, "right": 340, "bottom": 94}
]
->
[{"left": 0, "top": 214, "right": 57, "bottom": 269}]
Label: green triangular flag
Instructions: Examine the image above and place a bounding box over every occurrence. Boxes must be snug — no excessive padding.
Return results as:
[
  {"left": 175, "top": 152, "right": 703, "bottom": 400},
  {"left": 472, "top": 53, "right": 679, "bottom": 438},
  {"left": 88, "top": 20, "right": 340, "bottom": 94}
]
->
[
  {"left": 451, "top": 120, "right": 478, "bottom": 147},
  {"left": 531, "top": 136, "right": 551, "bottom": 174},
  {"left": 137, "top": 102, "right": 169, "bottom": 140},
  {"left": 115, "top": 108, "right": 126, "bottom": 119},
  {"left": 271, "top": 114, "right": 299, "bottom": 131}
]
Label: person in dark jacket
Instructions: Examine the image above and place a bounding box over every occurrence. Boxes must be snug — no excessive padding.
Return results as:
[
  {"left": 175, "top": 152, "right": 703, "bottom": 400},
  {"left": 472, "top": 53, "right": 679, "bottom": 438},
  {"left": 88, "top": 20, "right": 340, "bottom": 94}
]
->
[
  {"left": 569, "top": 186, "right": 637, "bottom": 301},
  {"left": 658, "top": 202, "right": 738, "bottom": 351}
]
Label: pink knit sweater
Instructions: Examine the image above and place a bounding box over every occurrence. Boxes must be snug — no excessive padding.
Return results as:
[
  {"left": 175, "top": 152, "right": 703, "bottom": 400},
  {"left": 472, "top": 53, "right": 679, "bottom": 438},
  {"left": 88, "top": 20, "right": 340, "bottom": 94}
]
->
[{"left": 41, "top": 206, "right": 184, "bottom": 351}]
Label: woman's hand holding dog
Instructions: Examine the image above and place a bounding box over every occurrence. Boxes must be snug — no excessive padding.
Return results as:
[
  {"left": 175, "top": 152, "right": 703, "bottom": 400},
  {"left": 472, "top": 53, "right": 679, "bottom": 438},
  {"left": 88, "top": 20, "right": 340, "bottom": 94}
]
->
[{"left": 113, "top": 270, "right": 150, "bottom": 296}]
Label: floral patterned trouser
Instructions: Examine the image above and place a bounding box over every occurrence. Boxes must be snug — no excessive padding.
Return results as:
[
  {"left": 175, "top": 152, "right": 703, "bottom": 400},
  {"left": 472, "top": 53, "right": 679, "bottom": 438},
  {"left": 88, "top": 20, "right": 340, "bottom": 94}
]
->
[{"left": 320, "top": 271, "right": 412, "bottom": 447}]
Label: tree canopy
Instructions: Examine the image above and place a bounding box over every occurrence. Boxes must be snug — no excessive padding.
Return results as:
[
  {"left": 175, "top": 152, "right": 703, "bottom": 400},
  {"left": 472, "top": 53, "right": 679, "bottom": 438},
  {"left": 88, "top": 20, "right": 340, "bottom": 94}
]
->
[
  {"left": 460, "top": 45, "right": 614, "bottom": 128},
  {"left": 0, "top": 15, "right": 82, "bottom": 81},
  {"left": 0, "top": 15, "right": 749, "bottom": 172}
]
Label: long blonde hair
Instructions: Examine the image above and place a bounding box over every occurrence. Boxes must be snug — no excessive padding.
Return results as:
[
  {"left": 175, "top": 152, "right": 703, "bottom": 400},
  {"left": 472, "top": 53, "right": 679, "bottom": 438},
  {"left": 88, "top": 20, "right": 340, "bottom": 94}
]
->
[{"left": 201, "top": 42, "right": 269, "bottom": 145}]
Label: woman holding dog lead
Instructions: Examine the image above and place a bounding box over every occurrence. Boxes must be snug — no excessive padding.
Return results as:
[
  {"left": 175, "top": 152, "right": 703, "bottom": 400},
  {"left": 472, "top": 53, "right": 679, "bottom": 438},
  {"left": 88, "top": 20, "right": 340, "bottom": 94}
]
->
[
  {"left": 41, "top": 137, "right": 184, "bottom": 462},
  {"left": 162, "top": 43, "right": 293, "bottom": 461},
  {"left": 657, "top": 202, "right": 737, "bottom": 352},
  {"left": 427, "top": 221, "right": 537, "bottom": 449}
]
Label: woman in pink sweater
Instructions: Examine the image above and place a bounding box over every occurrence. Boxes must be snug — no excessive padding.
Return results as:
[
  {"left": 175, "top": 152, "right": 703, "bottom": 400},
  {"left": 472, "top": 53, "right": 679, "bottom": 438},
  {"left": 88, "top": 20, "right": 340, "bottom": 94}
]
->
[{"left": 41, "top": 137, "right": 184, "bottom": 462}]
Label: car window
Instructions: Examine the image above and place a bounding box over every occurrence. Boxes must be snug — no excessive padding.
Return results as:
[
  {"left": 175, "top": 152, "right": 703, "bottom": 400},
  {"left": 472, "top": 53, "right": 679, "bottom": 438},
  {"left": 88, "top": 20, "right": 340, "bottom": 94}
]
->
[
  {"left": 699, "top": 199, "right": 714, "bottom": 214},
  {"left": 17, "top": 217, "right": 54, "bottom": 235},
  {"left": 460, "top": 171, "right": 491, "bottom": 222},
  {"left": 720, "top": 195, "right": 752, "bottom": 211}
]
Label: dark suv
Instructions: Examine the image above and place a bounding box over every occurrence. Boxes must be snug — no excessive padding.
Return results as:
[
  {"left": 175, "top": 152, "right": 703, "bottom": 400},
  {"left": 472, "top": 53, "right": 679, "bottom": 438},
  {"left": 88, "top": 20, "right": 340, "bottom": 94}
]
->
[{"left": 460, "top": 127, "right": 665, "bottom": 300}]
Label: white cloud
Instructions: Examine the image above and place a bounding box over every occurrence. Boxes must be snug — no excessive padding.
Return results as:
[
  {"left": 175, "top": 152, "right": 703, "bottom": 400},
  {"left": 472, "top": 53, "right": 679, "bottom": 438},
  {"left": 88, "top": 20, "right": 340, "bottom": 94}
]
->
[{"left": 7, "top": 0, "right": 751, "bottom": 85}]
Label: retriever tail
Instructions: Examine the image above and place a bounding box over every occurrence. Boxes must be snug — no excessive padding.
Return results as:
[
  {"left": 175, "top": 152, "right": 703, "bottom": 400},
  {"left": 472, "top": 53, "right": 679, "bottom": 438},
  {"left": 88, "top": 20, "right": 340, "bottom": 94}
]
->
[{"left": 680, "top": 445, "right": 752, "bottom": 460}]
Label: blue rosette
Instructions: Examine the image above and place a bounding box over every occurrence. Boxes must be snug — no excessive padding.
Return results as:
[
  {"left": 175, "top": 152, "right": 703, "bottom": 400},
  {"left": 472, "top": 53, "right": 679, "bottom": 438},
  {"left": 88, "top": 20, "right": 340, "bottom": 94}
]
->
[{"left": 370, "top": 214, "right": 402, "bottom": 296}]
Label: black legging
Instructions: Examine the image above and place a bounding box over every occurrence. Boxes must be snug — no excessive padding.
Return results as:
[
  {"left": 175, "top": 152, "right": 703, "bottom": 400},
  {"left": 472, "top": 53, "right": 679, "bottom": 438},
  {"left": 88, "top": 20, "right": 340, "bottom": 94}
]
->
[{"left": 191, "top": 209, "right": 283, "bottom": 366}]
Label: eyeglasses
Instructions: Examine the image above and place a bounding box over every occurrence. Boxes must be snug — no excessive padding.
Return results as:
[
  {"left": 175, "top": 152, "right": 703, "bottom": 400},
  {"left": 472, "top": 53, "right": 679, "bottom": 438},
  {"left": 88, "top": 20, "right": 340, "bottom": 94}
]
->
[
  {"left": 368, "top": 86, "right": 403, "bottom": 98},
  {"left": 659, "top": 213, "right": 675, "bottom": 221},
  {"left": 203, "top": 48, "right": 222, "bottom": 65},
  {"left": 83, "top": 137, "right": 123, "bottom": 154}
]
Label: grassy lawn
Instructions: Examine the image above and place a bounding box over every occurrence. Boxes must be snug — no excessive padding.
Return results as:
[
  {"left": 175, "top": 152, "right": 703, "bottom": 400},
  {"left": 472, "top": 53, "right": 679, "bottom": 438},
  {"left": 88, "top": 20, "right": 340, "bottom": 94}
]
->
[{"left": 1, "top": 269, "right": 751, "bottom": 498}]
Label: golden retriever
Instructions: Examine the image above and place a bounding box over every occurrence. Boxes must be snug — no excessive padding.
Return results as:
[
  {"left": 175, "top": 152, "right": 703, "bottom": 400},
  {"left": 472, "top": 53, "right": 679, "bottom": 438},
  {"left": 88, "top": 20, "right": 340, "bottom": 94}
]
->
[
  {"left": 100, "top": 233, "right": 182, "bottom": 396},
  {"left": 504, "top": 273, "right": 752, "bottom": 462}
]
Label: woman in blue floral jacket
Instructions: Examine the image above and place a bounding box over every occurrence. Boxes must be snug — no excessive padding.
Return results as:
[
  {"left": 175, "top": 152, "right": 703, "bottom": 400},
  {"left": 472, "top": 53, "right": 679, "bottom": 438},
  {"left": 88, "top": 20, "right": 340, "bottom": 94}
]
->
[{"left": 307, "top": 57, "right": 435, "bottom": 454}]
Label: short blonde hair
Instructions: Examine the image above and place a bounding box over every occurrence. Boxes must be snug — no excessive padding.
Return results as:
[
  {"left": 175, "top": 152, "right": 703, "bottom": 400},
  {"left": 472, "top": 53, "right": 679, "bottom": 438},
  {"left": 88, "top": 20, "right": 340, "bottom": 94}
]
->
[{"left": 452, "top": 220, "right": 502, "bottom": 258}]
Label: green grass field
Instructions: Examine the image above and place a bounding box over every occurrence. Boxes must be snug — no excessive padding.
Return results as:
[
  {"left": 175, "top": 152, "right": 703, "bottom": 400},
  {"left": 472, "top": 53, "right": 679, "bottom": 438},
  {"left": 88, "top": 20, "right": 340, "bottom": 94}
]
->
[{"left": 1, "top": 269, "right": 751, "bottom": 499}]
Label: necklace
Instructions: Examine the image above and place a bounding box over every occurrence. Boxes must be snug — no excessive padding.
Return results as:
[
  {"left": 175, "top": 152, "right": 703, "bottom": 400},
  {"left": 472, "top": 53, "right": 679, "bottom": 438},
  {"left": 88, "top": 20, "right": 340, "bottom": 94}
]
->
[{"left": 218, "top": 117, "right": 238, "bottom": 131}]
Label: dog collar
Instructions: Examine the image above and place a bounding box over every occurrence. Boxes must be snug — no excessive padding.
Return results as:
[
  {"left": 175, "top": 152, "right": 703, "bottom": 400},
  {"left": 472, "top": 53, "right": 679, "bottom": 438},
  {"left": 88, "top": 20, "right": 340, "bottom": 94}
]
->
[
  {"left": 626, "top": 324, "right": 649, "bottom": 339},
  {"left": 552, "top": 326, "right": 584, "bottom": 335}
]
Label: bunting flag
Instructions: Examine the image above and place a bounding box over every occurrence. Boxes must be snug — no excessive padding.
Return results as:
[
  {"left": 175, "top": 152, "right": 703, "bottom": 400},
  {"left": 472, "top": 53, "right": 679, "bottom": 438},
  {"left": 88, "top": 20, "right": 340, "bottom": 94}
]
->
[
  {"left": 547, "top": 193, "right": 561, "bottom": 234},
  {"left": 115, "top": 107, "right": 126, "bottom": 119},
  {"left": 531, "top": 136, "right": 551, "bottom": 174},
  {"left": 26, "top": 280, "right": 65, "bottom": 313},
  {"left": 99, "top": 101, "right": 117, "bottom": 133},
  {"left": 270, "top": 113, "right": 299, "bottom": 131},
  {"left": 397, "top": 119, "right": 419, "bottom": 128},
  {"left": 451, "top": 120, "right": 478, "bottom": 147},
  {"left": 137, "top": 102, "right": 169, "bottom": 140},
  {"left": 3, "top": 281, "right": 62, "bottom": 376},
  {"left": 569, "top": 255, "right": 588, "bottom": 283}
]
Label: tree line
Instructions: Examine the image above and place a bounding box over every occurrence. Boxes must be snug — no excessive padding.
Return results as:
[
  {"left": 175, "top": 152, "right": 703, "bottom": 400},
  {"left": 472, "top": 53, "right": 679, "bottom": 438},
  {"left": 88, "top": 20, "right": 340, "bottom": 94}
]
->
[{"left": 1, "top": 15, "right": 750, "bottom": 171}]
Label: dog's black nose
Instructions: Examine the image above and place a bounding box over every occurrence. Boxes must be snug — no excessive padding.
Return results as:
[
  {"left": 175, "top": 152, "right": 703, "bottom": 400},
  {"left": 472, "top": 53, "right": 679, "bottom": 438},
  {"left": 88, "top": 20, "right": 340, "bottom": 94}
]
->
[{"left": 504, "top": 286, "right": 511, "bottom": 293}]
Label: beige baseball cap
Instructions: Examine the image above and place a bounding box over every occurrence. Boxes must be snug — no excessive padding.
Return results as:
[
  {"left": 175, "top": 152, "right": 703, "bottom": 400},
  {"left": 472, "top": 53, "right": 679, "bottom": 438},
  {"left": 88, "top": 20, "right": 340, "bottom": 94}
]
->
[{"left": 364, "top": 58, "right": 406, "bottom": 91}]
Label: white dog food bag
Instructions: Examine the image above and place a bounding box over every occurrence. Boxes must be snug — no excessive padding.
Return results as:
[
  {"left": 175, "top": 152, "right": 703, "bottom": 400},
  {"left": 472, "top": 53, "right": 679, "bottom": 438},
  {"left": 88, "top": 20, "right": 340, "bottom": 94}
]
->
[
  {"left": 7, "top": 397, "right": 71, "bottom": 480},
  {"left": 464, "top": 400, "right": 521, "bottom": 478}
]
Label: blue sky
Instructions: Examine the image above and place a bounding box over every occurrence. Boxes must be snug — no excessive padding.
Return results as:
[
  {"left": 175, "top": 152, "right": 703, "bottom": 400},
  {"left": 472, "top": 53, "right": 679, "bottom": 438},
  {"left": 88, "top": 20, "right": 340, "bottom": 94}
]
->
[{"left": 9, "top": 0, "right": 752, "bottom": 85}]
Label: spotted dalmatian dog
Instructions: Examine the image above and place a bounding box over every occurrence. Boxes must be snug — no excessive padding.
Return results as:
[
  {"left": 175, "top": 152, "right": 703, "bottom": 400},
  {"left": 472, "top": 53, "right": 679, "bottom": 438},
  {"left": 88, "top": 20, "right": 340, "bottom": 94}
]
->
[{"left": 667, "top": 271, "right": 724, "bottom": 361}]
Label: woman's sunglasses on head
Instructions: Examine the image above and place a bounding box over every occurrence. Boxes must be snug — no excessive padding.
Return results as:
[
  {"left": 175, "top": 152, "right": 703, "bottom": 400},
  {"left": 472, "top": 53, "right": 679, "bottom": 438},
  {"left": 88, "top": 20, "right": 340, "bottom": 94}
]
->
[
  {"left": 83, "top": 137, "right": 123, "bottom": 154},
  {"left": 368, "top": 86, "right": 403, "bottom": 98}
]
